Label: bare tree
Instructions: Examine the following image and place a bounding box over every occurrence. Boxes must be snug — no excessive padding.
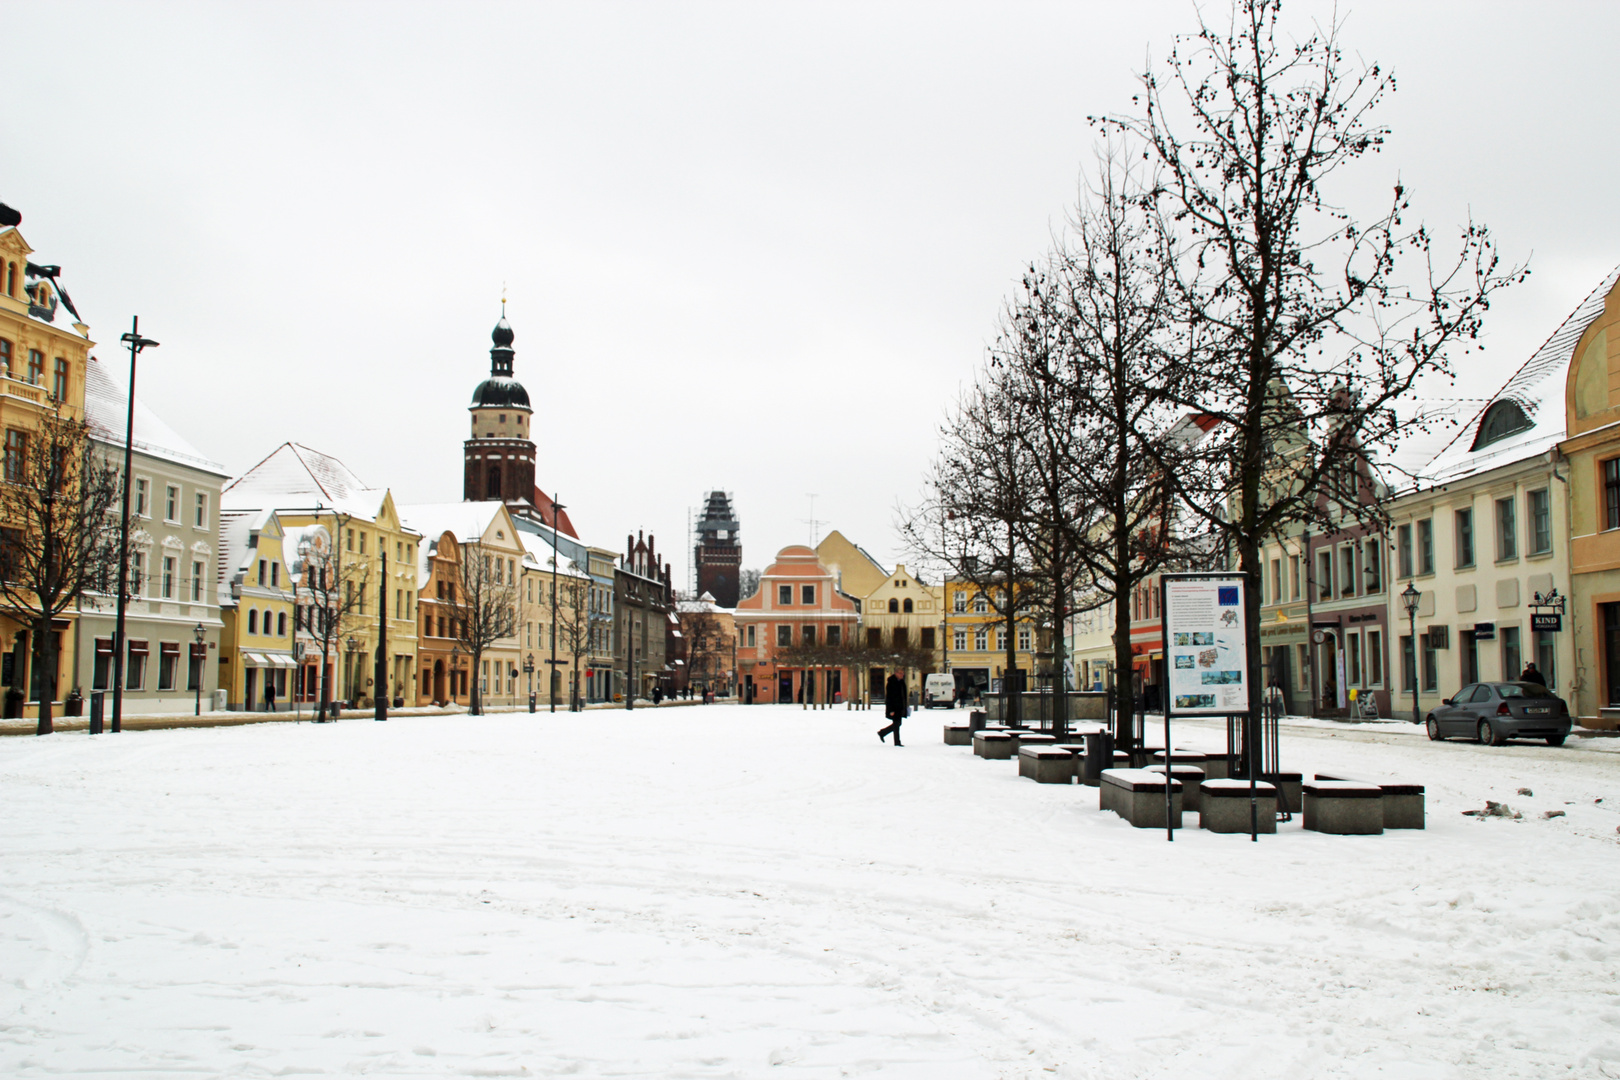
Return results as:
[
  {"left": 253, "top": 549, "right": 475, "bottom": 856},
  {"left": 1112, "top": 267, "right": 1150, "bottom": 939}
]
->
[
  {"left": 1008, "top": 151, "right": 1192, "bottom": 747},
  {"left": 901, "top": 374, "right": 1044, "bottom": 722},
  {"left": 1099, "top": 0, "right": 1522, "bottom": 759},
  {"left": 737, "top": 568, "right": 761, "bottom": 602},
  {"left": 292, "top": 516, "right": 370, "bottom": 721},
  {"left": 678, "top": 605, "right": 729, "bottom": 692},
  {"left": 555, "top": 573, "right": 590, "bottom": 710},
  {"left": 0, "top": 408, "right": 125, "bottom": 734},
  {"left": 446, "top": 544, "right": 517, "bottom": 715}
]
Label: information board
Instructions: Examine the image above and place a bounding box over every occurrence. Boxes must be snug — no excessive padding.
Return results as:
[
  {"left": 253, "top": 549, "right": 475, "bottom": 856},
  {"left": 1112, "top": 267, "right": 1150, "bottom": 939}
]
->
[{"left": 1161, "top": 574, "right": 1250, "bottom": 715}]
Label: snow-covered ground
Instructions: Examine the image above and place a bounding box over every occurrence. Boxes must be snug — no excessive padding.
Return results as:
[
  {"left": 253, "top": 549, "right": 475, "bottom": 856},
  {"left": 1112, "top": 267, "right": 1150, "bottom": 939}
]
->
[{"left": 1, "top": 705, "right": 1616, "bottom": 1079}]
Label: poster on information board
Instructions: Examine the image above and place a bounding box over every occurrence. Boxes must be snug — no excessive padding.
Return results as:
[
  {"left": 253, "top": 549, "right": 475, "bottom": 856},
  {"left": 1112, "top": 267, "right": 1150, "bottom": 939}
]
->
[{"left": 1159, "top": 573, "right": 1250, "bottom": 716}]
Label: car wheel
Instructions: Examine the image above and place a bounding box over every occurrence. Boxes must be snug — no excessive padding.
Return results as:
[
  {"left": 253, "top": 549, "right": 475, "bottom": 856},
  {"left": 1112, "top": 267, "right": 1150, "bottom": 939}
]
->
[
  {"left": 1426, "top": 717, "right": 1442, "bottom": 741},
  {"left": 1546, "top": 733, "right": 1567, "bottom": 747},
  {"left": 1478, "top": 719, "right": 1504, "bottom": 746}
]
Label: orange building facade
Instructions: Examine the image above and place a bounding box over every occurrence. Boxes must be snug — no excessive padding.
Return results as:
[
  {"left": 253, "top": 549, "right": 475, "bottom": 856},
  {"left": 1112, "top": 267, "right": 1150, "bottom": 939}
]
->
[{"left": 734, "top": 545, "right": 858, "bottom": 704}]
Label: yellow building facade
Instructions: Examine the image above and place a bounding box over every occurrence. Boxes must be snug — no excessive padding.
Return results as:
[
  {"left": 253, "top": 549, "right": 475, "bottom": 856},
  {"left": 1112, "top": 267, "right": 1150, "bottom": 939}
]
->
[
  {"left": 0, "top": 226, "right": 93, "bottom": 717},
  {"left": 218, "top": 510, "right": 297, "bottom": 710},
  {"left": 942, "top": 578, "right": 1038, "bottom": 700}
]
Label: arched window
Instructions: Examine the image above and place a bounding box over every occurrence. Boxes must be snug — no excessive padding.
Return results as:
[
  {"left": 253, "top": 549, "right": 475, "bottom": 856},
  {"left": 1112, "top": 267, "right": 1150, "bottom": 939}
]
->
[
  {"left": 4, "top": 263, "right": 14, "bottom": 297},
  {"left": 247, "top": 609, "right": 258, "bottom": 634},
  {"left": 903, "top": 598, "right": 913, "bottom": 613},
  {"left": 277, "top": 612, "right": 287, "bottom": 636},
  {"left": 487, "top": 465, "right": 501, "bottom": 497},
  {"left": 0, "top": 338, "right": 11, "bottom": 376},
  {"left": 1471, "top": 399, "right": 1533, "bottom": 450},
  {"left": 887, "top": 598, "right": 899, "bottom": 613}
]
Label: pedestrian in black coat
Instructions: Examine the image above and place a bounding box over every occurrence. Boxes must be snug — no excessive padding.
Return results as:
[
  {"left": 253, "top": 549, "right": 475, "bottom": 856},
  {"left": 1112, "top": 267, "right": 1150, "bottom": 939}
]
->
[
  {"left": 1519, "top": 662, "right": 1547, "bottom": 686},
  {"left": 878, "top": 670, "right": 907, "bottom": 746}
]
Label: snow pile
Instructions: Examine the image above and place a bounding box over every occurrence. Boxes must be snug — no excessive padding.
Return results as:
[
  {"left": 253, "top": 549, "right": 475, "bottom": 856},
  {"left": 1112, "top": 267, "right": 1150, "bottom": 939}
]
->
[{"left": 0, "top": 706, "right": 1616, "bottom": 1077}]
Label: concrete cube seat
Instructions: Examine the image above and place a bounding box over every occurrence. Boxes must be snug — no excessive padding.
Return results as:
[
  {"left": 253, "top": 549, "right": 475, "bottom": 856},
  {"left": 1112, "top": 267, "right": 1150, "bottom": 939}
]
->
[
  {"left": 1151, "top": 749, "right": 1208, "bottom": 766},
  {"left": 1010, "top": 731, "right": 1058, "bottom": 750},
  {"left": 1052, "top": 743, "right": 1087, "bottom": 759},
  {"left": 1200, "top": 754, "right": 1232, "bottom": 780},
  {"left": 943, "top": 724, "right": 973, "bottom": 746},
  {"left": 1018, "top": 746, "right": 1076, "bottom": 783},
  {"left": 1302, "top": 780, "right": 1384, "bottom": 835},
  {"left": 1199, "top": 778, "right": 1278, "bottom": 834},
  {"left": 1099, "top": 768, "right": 1182, "bottom": 829},
  {"left": 1314, "top": 773, "right": 1426, "bottom": 829},
  {"left": 1146, "top": 764, "right": 1207, "bottom": 810},
  {"left": 973, "top": 732, "right": 1016, "bottom": 759},
  {"left": 1257, "top": 772, "right": 1303, "bottom": 813}
]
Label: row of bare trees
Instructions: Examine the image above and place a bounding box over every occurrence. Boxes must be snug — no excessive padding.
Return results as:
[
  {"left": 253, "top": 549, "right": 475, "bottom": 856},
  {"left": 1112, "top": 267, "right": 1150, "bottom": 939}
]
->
[{"left": 905, "top": 0, "right": 1520, "bottom": 750}]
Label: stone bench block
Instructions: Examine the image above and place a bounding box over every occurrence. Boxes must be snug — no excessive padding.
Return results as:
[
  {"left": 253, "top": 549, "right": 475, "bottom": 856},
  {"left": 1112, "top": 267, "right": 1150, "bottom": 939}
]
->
[
  {"left": 1199, "top": 778, "right": 1278, "bottom": 834},
  {"left": 1302, "top": 780, "right": 1384, "bottom": 835},
  {"left": 1099, "top": 768, "right": 1182, "bottom": 829},
  {"left": 1314, "top": 773, "right": 1426, "bottom": 829},
  {"left": 1147, "top": 765, "right": 1207, "bottom": 811},
  {"left": 1151, "top": 749, "right": 1208, "bottom": 766},
  {"left": 943, "top": 724, "right": 973, "bottom": 746},
  {"left": 974, "top": 732, "right": 1015, "bottom": 759},
  {"left": 1009, "top": 731, "right": 1058, "bottom": 751},
  {"left": 1200, "top": 755, "right": 1232, "bottom": 780},
  {"left": 1018, "top": 746, "right": 1075, "bottom": 783}
]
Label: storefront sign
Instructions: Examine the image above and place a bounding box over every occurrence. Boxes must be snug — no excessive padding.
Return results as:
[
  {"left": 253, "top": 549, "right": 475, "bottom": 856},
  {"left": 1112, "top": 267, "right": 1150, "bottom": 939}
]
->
[
  {"left": 1160, "top": 574, "right": 1249, "bottom": 716},
  {"left": 1473, "top": 622, "right": 1495, "bottom": 640},
  {"left": 1531, "top": 613, "right": 1562, "bottom": 632}
]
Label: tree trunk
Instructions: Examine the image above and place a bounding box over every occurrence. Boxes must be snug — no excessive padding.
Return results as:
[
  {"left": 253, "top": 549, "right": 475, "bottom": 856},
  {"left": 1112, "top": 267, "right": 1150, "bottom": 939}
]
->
[
  {"left": 1113, "top": 585, "right": 1134, "bottom": 753},
  {"left": 32, "top": 618, "right": 54, "bottom": 736},
  {"left": 1239, "top": 534, "right": 1265, "bottom": 778},
  {"left": 469, "top": 646, "right": 482, "bottom": 715}
]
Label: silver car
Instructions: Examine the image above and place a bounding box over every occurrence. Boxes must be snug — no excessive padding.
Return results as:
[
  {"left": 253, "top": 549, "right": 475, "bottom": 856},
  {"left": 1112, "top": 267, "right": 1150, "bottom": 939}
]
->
[{"left": 1426, "top": 681, "right": 1572, "bottom": 747}]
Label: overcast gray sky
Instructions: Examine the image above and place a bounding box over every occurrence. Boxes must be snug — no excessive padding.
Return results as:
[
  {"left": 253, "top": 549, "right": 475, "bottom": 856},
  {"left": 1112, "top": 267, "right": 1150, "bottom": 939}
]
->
[{"left": 5, "top": 1, "right": 1618, "bottom": 584}]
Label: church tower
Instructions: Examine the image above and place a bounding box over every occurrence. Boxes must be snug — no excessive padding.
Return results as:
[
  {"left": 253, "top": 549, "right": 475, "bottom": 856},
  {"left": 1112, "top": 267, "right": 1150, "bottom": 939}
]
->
[
  {"left": 694, "top": 490, "right": 741, "bottom": 607},
  {"left": 463, "top": 310, "right": 537, "bottom": 507}
]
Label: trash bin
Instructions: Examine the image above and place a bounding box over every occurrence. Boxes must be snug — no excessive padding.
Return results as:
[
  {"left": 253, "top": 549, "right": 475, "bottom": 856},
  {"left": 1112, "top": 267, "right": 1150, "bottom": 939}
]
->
[
  {"left": 969, "top": 709, "right": 987, "bottom": 733},
  {"left": 528, "top": 693, "right": 537, "bottom": 713},
  {"left": 1081, "top": 729, "right": 1114, "bottom": 787},
  {"left": 89, "top": 690, "right": 105, "bottom": 735}
]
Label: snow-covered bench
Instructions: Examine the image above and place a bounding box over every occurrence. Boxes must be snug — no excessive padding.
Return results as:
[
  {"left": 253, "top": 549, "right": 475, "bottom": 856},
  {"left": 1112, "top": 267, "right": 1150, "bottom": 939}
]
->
[
  {"left": 943, "top": 724, "right": 972, "bottom": 746},
  {"left": 1018, "top": 746, "right": 1075, "bottom": 783},
  {"left": 1099, "top": 768, "right": 1182, "bottom": 829},
  {"left": 1313, "top": 773, "right": 1425, "bottom": 829},
  {"left": 1009, "top": 731, "right": 1057, "bottom": 752},
  {"left": 1302, "top": 780, "right": 1384, "bottom": 835},
  {"left": 973, "top": 731, "right": 1015, "bottom": 759},
  {"left": 1147, "top": 764, "right": 1207, "bottom": 811},
  {"left": 1199, "top": 778, "right": 1278, "bottom": 834}
]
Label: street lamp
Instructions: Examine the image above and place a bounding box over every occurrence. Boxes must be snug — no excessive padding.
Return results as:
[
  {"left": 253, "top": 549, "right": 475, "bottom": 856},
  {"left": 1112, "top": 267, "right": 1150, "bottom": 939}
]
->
[
  {"left": 524, "top": 652, "right": 535, "bottom": 713},
  {"left": 549, "top": 498, "right": 564, "bottom": 713},
  {"left": 1401, "top": 582, "right": 1421, "bottom": 727},
  {"left": 346, "top": 635, "right": 360, "bottom": 708},
  {"left": 192, "top": 622, "right": 206, "bottom": 716},
  {"left": 110, "top": 317, "right": 158, "bottom": 735}
]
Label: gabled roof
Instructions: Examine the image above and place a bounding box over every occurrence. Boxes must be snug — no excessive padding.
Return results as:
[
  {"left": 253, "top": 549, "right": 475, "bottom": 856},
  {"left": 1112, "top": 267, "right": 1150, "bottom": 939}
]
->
[
  {"left": 223, "top": 442, "right": 390, "bottom": 518},
  {"left": 1418, "top": 264, "right": 1620, "bottom": 486},
  {"left": 84, "top": 354, "right": 227, "bottom": 476}
]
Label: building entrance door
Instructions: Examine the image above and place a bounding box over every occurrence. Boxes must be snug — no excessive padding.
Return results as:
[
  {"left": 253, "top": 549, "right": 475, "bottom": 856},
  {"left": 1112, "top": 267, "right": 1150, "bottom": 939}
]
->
[
  {"left": 777, "top": 672, "right": 793, "bottom": 702},
  {"left": 1604, "top": 604, "right": 1620, "bottom": 706}
]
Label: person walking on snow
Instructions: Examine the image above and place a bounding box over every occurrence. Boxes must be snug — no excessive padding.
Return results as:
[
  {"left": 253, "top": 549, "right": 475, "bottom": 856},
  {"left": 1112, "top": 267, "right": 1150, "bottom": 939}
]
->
[
  {"left": 1519, "top": 662, "right": 1546, "bottom": 686},
  {"left": 878, "top": 669, "right": 907, "bottom": 746}
]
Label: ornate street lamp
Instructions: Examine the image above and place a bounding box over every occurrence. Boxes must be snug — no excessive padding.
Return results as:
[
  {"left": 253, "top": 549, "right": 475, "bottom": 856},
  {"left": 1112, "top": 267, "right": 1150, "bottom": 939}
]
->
[
  {"left": 549, "top": 498, "right": 564, "bottom": 713},
  {"left": 192, "top": 622, "right": 206, "bottom": 717},
  {"left": 524, "top": 652, "right": 535, "bottom": 713},
  {"left": 345, "top": 635, "right": 360, "bottom": 708},
  {"left": 110, "top": 317, "right": 158, "bottom": 734},
  {"left": 1401, "top": 582, "right": 1421, "bottom": 727}
]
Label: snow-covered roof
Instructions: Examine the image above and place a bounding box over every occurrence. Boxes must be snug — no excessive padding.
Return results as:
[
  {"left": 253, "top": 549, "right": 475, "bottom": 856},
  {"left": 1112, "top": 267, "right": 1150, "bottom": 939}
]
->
[
  {"left": 222, "top": 442, "right": 390, "bottom": 517},
  {"left": 1415, "top": 265, "right": 1620, "bottom": 487},
  {"left": 84, "top": 354, "right": 227, "bottom": 476},
  {"left": 517, "top": 530, "right": 589, "bottom": 579}
]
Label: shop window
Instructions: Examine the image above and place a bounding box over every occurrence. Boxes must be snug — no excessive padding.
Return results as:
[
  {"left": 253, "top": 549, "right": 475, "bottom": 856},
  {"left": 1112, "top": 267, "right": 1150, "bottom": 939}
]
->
[
  {"left": 126, "top": 640, "right": 148, "bottom": 690},
  {"left": 158, "top": 642, "right": 179, "bottom": 691},
  {"left": 93, "top": 638, "right": 113, "bottom": 690}
]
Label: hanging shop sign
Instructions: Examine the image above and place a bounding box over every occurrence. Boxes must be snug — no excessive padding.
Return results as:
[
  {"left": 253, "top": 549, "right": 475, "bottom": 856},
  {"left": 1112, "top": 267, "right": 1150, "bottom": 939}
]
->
[{"left": 1531, "top": 613, "right": 1562, "bottom": 632}]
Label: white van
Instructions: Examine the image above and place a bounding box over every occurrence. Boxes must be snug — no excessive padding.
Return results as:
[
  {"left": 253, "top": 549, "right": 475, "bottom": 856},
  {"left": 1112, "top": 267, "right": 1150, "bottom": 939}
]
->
[{"left": 923, "top": 673, "right": 956, "bottom": 709}]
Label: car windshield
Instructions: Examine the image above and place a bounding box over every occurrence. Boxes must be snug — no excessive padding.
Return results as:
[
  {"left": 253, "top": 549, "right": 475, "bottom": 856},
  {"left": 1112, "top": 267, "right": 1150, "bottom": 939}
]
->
[{"left": 1496, "top": 682, "right": 1556, "bottom": 699}]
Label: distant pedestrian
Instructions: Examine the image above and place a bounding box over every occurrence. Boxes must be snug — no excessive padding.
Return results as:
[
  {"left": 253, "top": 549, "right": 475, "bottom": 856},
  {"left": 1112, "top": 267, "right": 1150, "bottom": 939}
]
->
[
  {"left": 878, "top": 669, "right": 907, "bottom": 746},
  {"left": 264, "top": 681, "right": 276, "bottom": 713},
  {"left": 1519, "top": 662, "right": 1546, "bottom": 687}
]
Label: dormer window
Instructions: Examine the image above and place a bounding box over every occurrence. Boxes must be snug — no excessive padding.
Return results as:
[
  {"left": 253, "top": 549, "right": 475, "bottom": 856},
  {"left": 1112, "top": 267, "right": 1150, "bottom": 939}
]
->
[{"left": 1471, "top": 399, "right": 1533, "bottom": 450}]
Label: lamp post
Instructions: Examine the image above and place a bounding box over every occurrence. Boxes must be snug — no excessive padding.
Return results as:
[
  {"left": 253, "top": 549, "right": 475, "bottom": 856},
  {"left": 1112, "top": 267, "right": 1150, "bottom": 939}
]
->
[
  {"left": 549, "top": 498, "right": 564, "bottom": 713},
  {"left": 110, "top": 317, "right": 158, "bottom": 734},
  {"left": 450, "top": 644, "right": 460, "bottom": 708},
  {"left": 524, "top": 652, "right": 535, "bottom": 712},
  {"left": 1401, "top": 582, "right": 1421, "bottom": 727},
  {"left": 192, "top": 622, "right": 205, "bottom": 716},
  {"left": 345, "top": 635, "right": 360, "bottom": 709}
]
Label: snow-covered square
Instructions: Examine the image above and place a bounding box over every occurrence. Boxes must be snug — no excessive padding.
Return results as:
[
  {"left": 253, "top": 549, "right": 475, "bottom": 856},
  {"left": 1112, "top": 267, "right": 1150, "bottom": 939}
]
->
[{"left": 1, "top": 706, "right": 1616, "bottom": 1078}]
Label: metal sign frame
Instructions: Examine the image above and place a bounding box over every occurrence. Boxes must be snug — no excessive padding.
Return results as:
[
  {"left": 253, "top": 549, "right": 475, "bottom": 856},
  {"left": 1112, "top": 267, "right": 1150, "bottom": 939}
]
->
[{"left": 1158, "top": 572, "right": 1257, "bottom": 842}]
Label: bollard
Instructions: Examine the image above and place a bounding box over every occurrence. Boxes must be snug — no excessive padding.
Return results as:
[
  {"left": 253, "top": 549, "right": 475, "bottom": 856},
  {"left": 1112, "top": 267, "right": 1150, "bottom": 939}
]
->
[{"left": 89, "top": 690, "right": 104, "bottom": 735}]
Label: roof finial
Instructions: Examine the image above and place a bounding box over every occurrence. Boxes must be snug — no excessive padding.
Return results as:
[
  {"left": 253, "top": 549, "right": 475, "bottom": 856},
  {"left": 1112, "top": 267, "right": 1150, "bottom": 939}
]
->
[{"left": 501, "top": 281, "right": 507, "bottom": 316}]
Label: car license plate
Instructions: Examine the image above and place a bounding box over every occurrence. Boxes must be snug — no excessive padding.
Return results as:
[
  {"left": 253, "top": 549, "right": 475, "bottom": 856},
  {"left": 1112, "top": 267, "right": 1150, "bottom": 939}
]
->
[{"left": 1526, "top": 706, "right": 1550, "bottom": 715}]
